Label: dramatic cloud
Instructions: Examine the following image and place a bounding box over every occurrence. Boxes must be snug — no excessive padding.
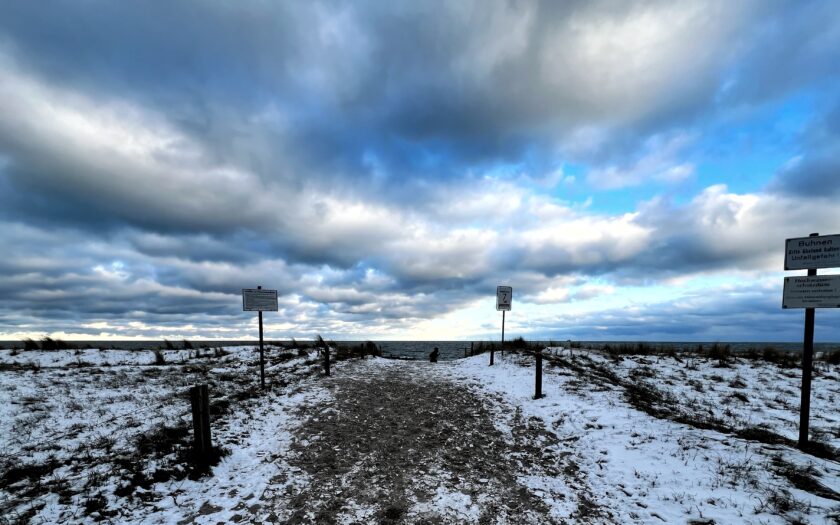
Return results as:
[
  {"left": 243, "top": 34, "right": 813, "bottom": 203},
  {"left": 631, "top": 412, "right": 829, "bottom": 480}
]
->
[
  {"left": 0, "top": 1, "right": 838, "bottom": 341},
  {"left": 768, "top": 105, "right": 840, "bottom": 198}
]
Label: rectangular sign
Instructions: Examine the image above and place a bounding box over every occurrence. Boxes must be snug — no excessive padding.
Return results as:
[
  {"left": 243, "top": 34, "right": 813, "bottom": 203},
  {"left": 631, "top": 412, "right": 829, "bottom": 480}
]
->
[
  {"left": 242, "top": 288, "right": 278, "bottom": 311},
  {"left": 785, "top": 234, "right": 840, "bottom": 270},
  {"left": 496, "top": 285, "right": 512, "bottom": 311},
  {"left": 783, "top": 275, "right": 840, "bottom": 309}
]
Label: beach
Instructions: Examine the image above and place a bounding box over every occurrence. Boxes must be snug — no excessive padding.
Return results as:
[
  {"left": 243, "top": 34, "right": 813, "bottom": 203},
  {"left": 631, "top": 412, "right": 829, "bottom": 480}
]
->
[{"left": 3, "top": 345, "right": 840, "bottom": 524}]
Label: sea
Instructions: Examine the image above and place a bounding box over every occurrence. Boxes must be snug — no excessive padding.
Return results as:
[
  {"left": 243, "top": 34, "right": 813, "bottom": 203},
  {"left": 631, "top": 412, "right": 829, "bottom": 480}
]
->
[{"left": 2, "top": 340, "right": 839, "bottom": 361}]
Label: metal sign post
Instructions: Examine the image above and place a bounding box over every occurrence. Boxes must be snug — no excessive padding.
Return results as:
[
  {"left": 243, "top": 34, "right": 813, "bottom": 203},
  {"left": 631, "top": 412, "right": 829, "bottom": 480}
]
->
[
  {"left": 782, "top": 232, "right": 840, "bottom": 449},
  {"left": 800, "top": 268, "right": 816, "bottom": 449},
  {"left": 242, "top": 286, "right": 279, "bottom": 389},
  {"left": 502, "top": 311, "right": 505, "bottom": 359},
  {"left": 259, "top": 291, "right": 264, "bottom": 388},
  {"left": 495, "top": 286, "right": 512, "bottom": 366}
]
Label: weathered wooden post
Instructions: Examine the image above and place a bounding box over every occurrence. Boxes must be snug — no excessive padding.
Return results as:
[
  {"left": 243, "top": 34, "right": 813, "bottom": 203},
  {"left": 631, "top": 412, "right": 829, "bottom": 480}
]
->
[
  {"left": 324, "top": 345, "right": 331, "bottom": 377},
  {"left": 189, "top": 384, "right": 212, "bottom": 463},
  {"left": 470, "top": 341, "right": 474, "bottom": 357},
  {"left": 534, "top": 348, "right": 544, "bottom": 399}
]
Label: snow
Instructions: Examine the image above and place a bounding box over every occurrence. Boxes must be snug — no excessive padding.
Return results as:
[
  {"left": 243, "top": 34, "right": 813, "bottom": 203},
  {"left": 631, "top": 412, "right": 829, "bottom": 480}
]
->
[
  {"left": 437, "top": 350, "right": 840, "bottom": 524},
  {"left": 3, "top": 345, "right": 840, "bottom": 523},
  {"left": 0, "top": 345, "right": 324, "bottom": 523}
]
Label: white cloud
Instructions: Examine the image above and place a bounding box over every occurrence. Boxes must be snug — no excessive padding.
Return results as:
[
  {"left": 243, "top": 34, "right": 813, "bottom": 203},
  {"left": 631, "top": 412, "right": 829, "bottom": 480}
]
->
[{"left": 586, "top": 132, "right": 696, "bottom": 189}]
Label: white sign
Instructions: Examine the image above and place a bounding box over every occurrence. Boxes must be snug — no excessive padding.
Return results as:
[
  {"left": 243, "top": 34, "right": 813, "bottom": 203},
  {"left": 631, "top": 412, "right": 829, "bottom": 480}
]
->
[
  {"left": 785, "top": 234, "right": 840, "bottom": 270},
  {"left": 496, "top": 286, "right": 512, "bottom": 311},
  {"left": 783, "top": 275, "right": 840, "bottom": 309},
  {"left": 242, "top": 289, "right": 278, "bottom": 311}
]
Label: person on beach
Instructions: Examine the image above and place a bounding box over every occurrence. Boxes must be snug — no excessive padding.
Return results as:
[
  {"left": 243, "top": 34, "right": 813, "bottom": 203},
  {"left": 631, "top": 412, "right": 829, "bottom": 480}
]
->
[{"left": 429, "top": 347, "right": 439, "bottom": 363}]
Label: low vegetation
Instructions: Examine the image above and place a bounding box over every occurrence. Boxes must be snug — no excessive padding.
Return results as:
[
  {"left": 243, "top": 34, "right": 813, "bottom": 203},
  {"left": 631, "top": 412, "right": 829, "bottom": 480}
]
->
[{"left": 0, "top": 340, "right": 381, "bottom": 523}]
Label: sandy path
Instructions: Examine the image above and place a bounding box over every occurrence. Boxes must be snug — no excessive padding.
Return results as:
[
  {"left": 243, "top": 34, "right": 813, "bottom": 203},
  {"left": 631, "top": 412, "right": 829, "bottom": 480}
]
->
[{"left": 264, "top": 359, "right": 607, "bottom": 524}]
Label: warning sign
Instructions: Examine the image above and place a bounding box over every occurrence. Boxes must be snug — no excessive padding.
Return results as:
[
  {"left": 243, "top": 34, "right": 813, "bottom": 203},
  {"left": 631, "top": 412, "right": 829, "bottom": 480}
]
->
[{"left": 783, "top": 275, "right": 840, "bottom": 309}]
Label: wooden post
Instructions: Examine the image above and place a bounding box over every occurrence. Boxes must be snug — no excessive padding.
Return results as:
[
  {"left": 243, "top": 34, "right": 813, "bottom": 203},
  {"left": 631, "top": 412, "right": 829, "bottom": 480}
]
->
[
  {"left": 534, "top": 348, "right": 544, "bottom": 399},
  {"left": 324, "top": 345, "right": 331, "bottom": 377},
  {"left": 490, "top": 340, "right": 495, "bottom": 366},
  {"left": 470, "top": 341, "right": 474, "bottom": 357},
  {"left": 799, "top": 233, "right": 819, "bottom": 449},
  {"left": 190, "top": 384, "right": 212, "bottom": 463}
]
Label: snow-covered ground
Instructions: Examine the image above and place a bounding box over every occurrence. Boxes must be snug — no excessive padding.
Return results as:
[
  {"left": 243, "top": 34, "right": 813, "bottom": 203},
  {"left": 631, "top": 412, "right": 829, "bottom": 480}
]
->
[
  {"left": 3, "top": 346, "right": 840, "bottom": 524},
  {"left": 583, "top": 351, "right": 840, "bottom": 449},
  {"left": 0, "top": 345, "right": 325, "bottom": 524},
  {"left": 440, "top": 350, "right": 840, "bottom": 524}
]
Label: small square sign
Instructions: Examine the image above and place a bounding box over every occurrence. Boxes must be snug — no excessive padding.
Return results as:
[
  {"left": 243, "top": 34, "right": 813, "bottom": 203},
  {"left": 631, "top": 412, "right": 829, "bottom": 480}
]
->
[{"left": 496, "top": 286, "right": 512, "bottom": 311}]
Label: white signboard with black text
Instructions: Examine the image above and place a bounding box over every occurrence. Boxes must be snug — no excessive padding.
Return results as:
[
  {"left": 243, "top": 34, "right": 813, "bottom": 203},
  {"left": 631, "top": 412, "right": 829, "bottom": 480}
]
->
[
  {"left": 242, "top": 288, "right": 279, "bottom": 311},
  {"left": 785, "top": 234, "right": 840, "bottom": 270},
  {"left": 783, "top": 275, "right": 840, "bottom": 309},
  {"left": 496, "top": 286, "right": 512, "bottom": 311}
]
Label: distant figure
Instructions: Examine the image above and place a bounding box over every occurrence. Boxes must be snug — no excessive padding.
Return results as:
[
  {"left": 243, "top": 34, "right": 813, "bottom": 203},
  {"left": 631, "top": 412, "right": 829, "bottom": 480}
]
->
[{"left": 429, "top": 347, "right": 439, "bottom": 363}]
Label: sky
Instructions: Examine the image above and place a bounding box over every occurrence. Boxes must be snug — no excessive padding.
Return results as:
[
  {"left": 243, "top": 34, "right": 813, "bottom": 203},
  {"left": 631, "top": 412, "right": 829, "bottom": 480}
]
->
[{"left": 1, "top": 0, "right": 839, "bottom": 342}]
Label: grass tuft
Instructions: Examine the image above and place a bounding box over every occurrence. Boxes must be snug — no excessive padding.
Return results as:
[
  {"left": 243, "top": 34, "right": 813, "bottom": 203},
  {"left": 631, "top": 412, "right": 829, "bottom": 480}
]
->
[
  {"left": 39, "top": 337, "right": 75, "bottom": 350},
  {"left": 706, "top": 342, "right": 730, "bottom": 366}
]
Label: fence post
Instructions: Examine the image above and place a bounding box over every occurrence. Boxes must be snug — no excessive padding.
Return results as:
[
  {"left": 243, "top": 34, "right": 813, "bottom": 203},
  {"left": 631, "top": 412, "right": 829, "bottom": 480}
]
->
[
  {"left": 190, "top": 384, "right": 212, "bottom": 464},
  {"left": 324, "top": 345, "right": 331, "bottom": 377},
  {"left": 470, "top": 341, "right": 474, "bottom": 357},
  {"left": 534, "top": 349, "right": 544, "bottom": 399}
]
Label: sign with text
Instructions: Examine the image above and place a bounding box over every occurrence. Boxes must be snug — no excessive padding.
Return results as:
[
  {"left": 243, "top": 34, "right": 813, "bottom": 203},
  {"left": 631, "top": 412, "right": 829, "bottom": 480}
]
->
[
  {"left": 785, "top": 234, "right": 840, "bottom": 270},
  {"left": 783, "top": 275, "right": 840, "bottom": 309},
  {"left": 496, "top": 286, "right": 512, "bottom": 311},
  {"left": 242, "top": 288, "right": 278, "bottom": 311}
]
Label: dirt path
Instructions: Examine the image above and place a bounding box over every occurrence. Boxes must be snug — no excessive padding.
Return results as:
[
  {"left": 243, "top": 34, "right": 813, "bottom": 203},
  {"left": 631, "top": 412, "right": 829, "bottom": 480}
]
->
[{"left": 263, "top": 359, "right": 608, "bottom": 524}]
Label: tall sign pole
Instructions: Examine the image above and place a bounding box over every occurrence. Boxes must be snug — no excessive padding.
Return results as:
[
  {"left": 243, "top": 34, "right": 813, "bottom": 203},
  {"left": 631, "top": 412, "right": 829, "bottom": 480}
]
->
[
  {"left": 783, "top": 232, "right": 840, "bottom": 449},
  {"left": 796, "top": 234, "right": 818, "bottom": 448},
  {"left": 501, "top": 310, "right": 506, "bottom": 358},
  {"left": 242, "top": 286, "right": 279, "bottom": 389},
  {"left": 495, "top": 286, "right": 512, "bottom": 366},
  {"left": 258, "top": 286, "right": 265, "bottom": 389},
  {"left": 800, "top": 260, "right": 816, "bottom": 448}
]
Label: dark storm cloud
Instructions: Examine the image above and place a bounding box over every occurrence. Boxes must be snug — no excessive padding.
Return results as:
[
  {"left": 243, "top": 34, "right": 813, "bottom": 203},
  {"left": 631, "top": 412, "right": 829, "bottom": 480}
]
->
[
  {"left": 0, "top": 0, "right": 835, "bottom": 235},
  {"left": 0, "top": 1, "right": 304, "bottom": 109},
  {"left": 721, "top": 0, "right": 840, "bottom": 105},
  {"left": 770, "top": 156, "right": 840, "bottom": 198},
  {"left": 0, "top": 0, "right": 811, "bottom": 223},
  {"left": 517, "top": 287, "right": 840, "bottom": 342},
  {"left": 1, "top": 1, "right": 840, "bottom": 340},
  {"left": 768, "top": 105, "right": 840, "bottom": 198},
  {"left": 0, "top": 220, "right": 483, "bottom": 338}
]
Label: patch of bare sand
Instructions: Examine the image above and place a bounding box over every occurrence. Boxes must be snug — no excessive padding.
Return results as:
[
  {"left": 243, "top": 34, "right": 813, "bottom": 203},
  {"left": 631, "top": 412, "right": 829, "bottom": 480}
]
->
[{"left": 265, "top": 359, "right": 607, "bottom": 524}]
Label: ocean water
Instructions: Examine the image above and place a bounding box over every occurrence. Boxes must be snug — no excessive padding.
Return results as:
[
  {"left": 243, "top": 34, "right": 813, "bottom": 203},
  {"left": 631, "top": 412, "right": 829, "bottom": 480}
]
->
[
  {"left": 371, "top": 340, "right": 840, "bottom": 361},
  {"left": 2, "top": 339, "right": 839, "bottom": 362}
]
